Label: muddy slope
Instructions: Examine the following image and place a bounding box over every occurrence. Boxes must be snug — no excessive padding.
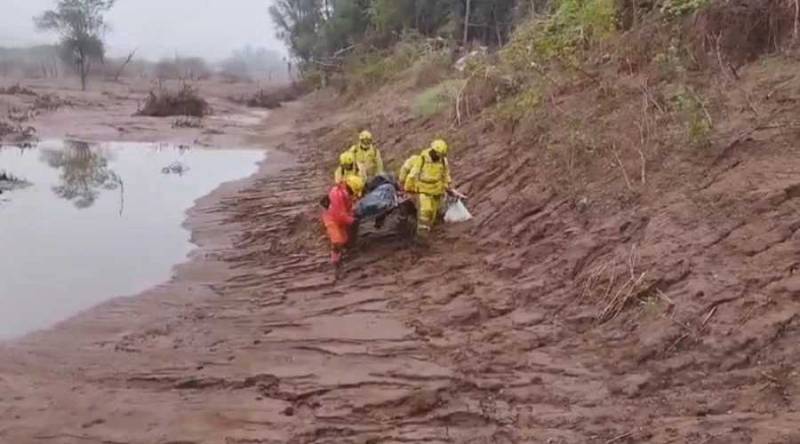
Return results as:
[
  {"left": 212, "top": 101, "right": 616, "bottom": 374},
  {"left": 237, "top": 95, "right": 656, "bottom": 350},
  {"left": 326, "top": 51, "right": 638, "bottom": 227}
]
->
[{"left": 3, "top": 65, "right": 800, "bottom": 444}]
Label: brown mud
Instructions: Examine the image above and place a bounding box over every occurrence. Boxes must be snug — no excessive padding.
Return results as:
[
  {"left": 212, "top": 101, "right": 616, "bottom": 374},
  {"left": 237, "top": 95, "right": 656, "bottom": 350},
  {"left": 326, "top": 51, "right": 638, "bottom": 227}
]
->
[{"left": 2, "top": 62, "right": 800, "bottom": 444}]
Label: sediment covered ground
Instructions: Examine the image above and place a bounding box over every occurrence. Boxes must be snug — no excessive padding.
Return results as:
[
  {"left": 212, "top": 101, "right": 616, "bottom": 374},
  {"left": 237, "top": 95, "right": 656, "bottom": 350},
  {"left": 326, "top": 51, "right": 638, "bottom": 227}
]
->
[{"left": 3, "top": 64, "right": 800, "bottom": 444}]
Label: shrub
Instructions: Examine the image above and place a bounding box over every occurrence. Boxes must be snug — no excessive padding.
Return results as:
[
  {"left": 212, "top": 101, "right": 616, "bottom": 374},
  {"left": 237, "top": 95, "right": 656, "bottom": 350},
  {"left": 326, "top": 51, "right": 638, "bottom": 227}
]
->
[
  {"left": 494, "top": 86, "right": 542, "bottom": 126},
  {"left": 412, "top": 79, "right": 465, "bottom": 118},
  {"left": 672, "top": 87, "right": 712, "bottom": 147},
  {"left": 411, "top": 50, "right": 452, "bottom": 88},
  {"left": 341, "top": 34, "right": 439, "bottom": 95},
  {"left": 455, "top": 64, "right": 518, "bottom": 121},
  {"left": 502, "top": 0, "right": 617, "bottom": 71},
  {"left": 230, "top": 84, "right": 308, "bottom": 109},
  {"left": 137, "top": 84, "right": 210, "bottom": 117},
  {"left": 661, "top": 0, "right": 710, "bottom": 17}
]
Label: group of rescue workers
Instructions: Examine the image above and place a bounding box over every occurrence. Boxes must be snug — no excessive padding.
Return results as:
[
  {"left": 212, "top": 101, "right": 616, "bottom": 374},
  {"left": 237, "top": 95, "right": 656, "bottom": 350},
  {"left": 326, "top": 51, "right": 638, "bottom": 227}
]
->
[{"left": 321, "top": 130, "right": 455, "bottom": 266}]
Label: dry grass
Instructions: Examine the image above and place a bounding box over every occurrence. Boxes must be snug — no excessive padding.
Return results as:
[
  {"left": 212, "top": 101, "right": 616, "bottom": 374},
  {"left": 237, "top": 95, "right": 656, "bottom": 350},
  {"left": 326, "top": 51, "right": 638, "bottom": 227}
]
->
[{"left": 581, "top": 245, "right": 651, "bottom": 322}]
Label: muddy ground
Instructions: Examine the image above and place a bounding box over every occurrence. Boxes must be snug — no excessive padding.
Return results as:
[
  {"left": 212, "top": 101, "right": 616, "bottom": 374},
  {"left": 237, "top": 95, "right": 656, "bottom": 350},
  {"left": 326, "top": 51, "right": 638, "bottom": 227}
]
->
[{"left": 2, "top": 70, "right": 800, "bottom": 444}]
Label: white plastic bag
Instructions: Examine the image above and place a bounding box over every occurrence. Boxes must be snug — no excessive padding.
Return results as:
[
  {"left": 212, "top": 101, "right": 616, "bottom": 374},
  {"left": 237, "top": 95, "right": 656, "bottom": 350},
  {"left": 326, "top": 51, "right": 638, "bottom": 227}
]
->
[{"left": 444, "top": 199, "right": 473, "bottom": 223}]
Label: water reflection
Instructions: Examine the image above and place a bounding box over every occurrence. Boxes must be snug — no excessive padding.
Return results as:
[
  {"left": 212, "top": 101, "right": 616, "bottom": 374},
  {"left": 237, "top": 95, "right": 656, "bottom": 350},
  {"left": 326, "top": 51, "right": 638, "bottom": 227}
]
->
[
  {"left": 0, "top": 140, "right": 265, "bottom": 339},
  {"left": 39, "top": 140, "right": 122, "bottom": 209}
]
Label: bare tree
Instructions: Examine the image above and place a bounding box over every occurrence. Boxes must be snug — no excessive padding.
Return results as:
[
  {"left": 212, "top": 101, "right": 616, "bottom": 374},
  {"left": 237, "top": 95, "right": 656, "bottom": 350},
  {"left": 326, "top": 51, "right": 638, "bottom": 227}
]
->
[{"left": 34, "top": 0, "right": 116, "bottom": 91}]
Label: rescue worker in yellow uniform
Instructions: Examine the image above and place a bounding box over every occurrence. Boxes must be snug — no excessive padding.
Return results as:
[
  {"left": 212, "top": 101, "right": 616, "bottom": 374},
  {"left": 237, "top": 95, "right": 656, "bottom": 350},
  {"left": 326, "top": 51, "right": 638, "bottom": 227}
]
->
[
  {"left": 398, "top": 153, "right": 420, "bottom": 186},
  {"left": 347, "top": 130, "right": 384, "bottom": 182},
  {"left": 334, "top": 151, "right": 358, "bottom": 184},
  {"left": 404, "top": 139, "right": 452, "bottom": 236}
]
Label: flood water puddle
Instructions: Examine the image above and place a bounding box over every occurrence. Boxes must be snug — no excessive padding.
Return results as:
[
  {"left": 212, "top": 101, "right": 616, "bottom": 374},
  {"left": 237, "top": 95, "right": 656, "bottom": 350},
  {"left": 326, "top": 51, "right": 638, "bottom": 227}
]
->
[{"left": 0, "top": 140, "right": 264, "bottom": 339}]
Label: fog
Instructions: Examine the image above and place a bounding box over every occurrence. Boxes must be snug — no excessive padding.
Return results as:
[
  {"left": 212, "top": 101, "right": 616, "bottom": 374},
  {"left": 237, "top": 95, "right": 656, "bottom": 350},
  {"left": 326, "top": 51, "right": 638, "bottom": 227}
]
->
[{"left": 0, "top": 0, "right": 286, "bottom": 61}]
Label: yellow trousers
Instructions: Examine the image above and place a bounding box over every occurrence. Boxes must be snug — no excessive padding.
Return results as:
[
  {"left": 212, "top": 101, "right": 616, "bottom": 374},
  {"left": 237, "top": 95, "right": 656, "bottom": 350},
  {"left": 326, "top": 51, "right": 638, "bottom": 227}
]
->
[{"left": 417, "top": 193, "right": 443, "bottom": 234}]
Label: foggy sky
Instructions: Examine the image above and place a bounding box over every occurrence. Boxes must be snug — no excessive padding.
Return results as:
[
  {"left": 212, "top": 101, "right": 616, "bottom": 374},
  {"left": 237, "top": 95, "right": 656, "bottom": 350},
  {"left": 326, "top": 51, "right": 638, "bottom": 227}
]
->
[{"left": 1, "top": 0, "right": 286, "bottom": 61}]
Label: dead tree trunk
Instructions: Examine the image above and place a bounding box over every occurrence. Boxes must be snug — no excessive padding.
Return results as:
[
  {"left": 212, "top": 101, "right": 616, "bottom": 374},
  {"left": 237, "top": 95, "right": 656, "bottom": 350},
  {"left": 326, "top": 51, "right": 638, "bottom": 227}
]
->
[
  {"left": 463, "top": 0, "right": 472, "bottom": 46},
  {"left": 78, "top": 48, "right": 87, "bottom": 91}
]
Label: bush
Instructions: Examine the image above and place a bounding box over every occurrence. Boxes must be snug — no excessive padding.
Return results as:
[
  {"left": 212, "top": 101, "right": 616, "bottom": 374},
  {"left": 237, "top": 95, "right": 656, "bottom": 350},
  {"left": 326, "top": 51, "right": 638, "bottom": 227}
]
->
[
  {"left": 33, "top": 94, "right": 71, "bottom": 111},
  {"left": 230, "top": 84, "right": 308, "bottom": 109},
  {"left": 662, "top": 0, "right": 710, "bottom": 17},
  {"left": 672, "top": 87, "right": 712, "bottom": 147},
  {"left": 137, "top": 84, "right": 210, "bottom": 117},
  {"left": 411, "top": 50, "right": 452, "bottom": 88},
  {"left": 460, "top": 64, "right": 517, "bottom": 117},
  {"left": 341, "top": 34, "right": 441, "bottom": 95},
  {"left": 494, "top": 86, "right": 542, "bottom": 126},
  {"left": 237, "top": 89, "right": 282, "bottom": 109},
  {"left": 412, "top": 79, "right": 465, "bottom": 118},
  {"left": 502, "top": 0, "right": 617, "bottom": 72}
]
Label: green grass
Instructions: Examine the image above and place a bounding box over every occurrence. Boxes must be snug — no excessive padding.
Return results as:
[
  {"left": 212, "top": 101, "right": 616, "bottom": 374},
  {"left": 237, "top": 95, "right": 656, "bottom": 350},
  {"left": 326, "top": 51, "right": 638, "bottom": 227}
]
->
[{"left": 412, "top": 79, "right": 466, "bottom": 119}]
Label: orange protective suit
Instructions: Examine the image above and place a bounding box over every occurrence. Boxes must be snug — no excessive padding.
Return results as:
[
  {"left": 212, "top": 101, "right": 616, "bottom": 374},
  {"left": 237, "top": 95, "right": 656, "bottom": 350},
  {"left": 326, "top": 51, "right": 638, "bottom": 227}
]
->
[{"left": 322, "top": 182, "right": 357, "bottom": 264}]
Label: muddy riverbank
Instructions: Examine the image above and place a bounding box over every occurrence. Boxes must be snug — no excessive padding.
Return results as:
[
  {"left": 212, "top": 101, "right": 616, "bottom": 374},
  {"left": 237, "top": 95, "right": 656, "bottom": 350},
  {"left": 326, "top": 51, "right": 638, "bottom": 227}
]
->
[{"left": 0, "top": 90, "right": 302, "bottom": 442}]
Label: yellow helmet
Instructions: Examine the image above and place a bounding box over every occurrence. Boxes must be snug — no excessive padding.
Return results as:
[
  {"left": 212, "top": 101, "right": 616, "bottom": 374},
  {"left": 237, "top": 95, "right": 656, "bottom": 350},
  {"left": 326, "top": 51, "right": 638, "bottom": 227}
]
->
[
  {"left": 431, "top": 139, "right": 449, "bottom": 156},
  {"left": 359, "top": 130, "right": 373, "bottom": 143},
  {"left": 339, "top": 151, "right": 355, "bottom": 166},
  {"left": 345, "top": 174, "right": 365, "bottom": 197}
]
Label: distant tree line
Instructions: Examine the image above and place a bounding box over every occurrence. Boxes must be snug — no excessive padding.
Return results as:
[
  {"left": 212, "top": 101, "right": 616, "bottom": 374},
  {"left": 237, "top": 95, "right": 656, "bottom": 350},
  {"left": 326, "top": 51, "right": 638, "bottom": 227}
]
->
[
  {"left": 269, "top": 0, "right": 538, "bottom": 66},
  {"left": 4, "top": 0, "right": 291, "bottom": 88},
  {"left": 0, "top": 46, "right": 63, "bottom": 78}
]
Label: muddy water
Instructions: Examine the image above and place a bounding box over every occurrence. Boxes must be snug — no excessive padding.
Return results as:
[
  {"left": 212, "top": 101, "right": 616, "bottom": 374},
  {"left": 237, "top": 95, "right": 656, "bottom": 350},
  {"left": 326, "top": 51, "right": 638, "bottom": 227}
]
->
[{"left": 0, "top": 141, "right": 264, "bottom": 339}]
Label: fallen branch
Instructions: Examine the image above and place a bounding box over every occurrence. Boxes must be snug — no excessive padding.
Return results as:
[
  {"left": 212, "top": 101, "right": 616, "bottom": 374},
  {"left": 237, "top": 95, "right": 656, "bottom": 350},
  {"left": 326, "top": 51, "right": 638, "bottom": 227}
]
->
[
  {"left": 634, "top": 121, "right": 648, "bottom": 185},
  {"left": 610, "top": 144, "right": 634, "bottom": 193},
  {"left": 701, "top": 306, "right": 718, "bottom": 328},
  {"left": 606, "top": 431, "right": 634, "bottom": 444}
]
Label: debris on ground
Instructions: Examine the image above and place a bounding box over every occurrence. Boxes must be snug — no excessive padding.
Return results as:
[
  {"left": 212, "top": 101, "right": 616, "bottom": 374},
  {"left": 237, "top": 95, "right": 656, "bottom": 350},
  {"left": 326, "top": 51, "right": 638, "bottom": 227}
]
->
[
  {"left": 0, "top": 84, "right": 38, "bottom": 96},
  {"left": 230, "top": 84, "right": 308, "bottom": 109},
  {"left": 231, "top": 89, "right": 282, "bottom": 109},
  {"left": 0, "top": 118, "right": 37, "bottom": 142},
  {"left": 33, "top": 93, "right": 71, "bottom": 111},
  {"left": 137, "top": 84, "right": 210, "bottom": 117},
  {"left": 172, "top": 116, "right": 204, "bottom": 128},
  {"left": 0, "top": 170, "right": 31, "bottom": 194},
  {"left": 161, "top": 161, "right": 190, "bottom": 175}
]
